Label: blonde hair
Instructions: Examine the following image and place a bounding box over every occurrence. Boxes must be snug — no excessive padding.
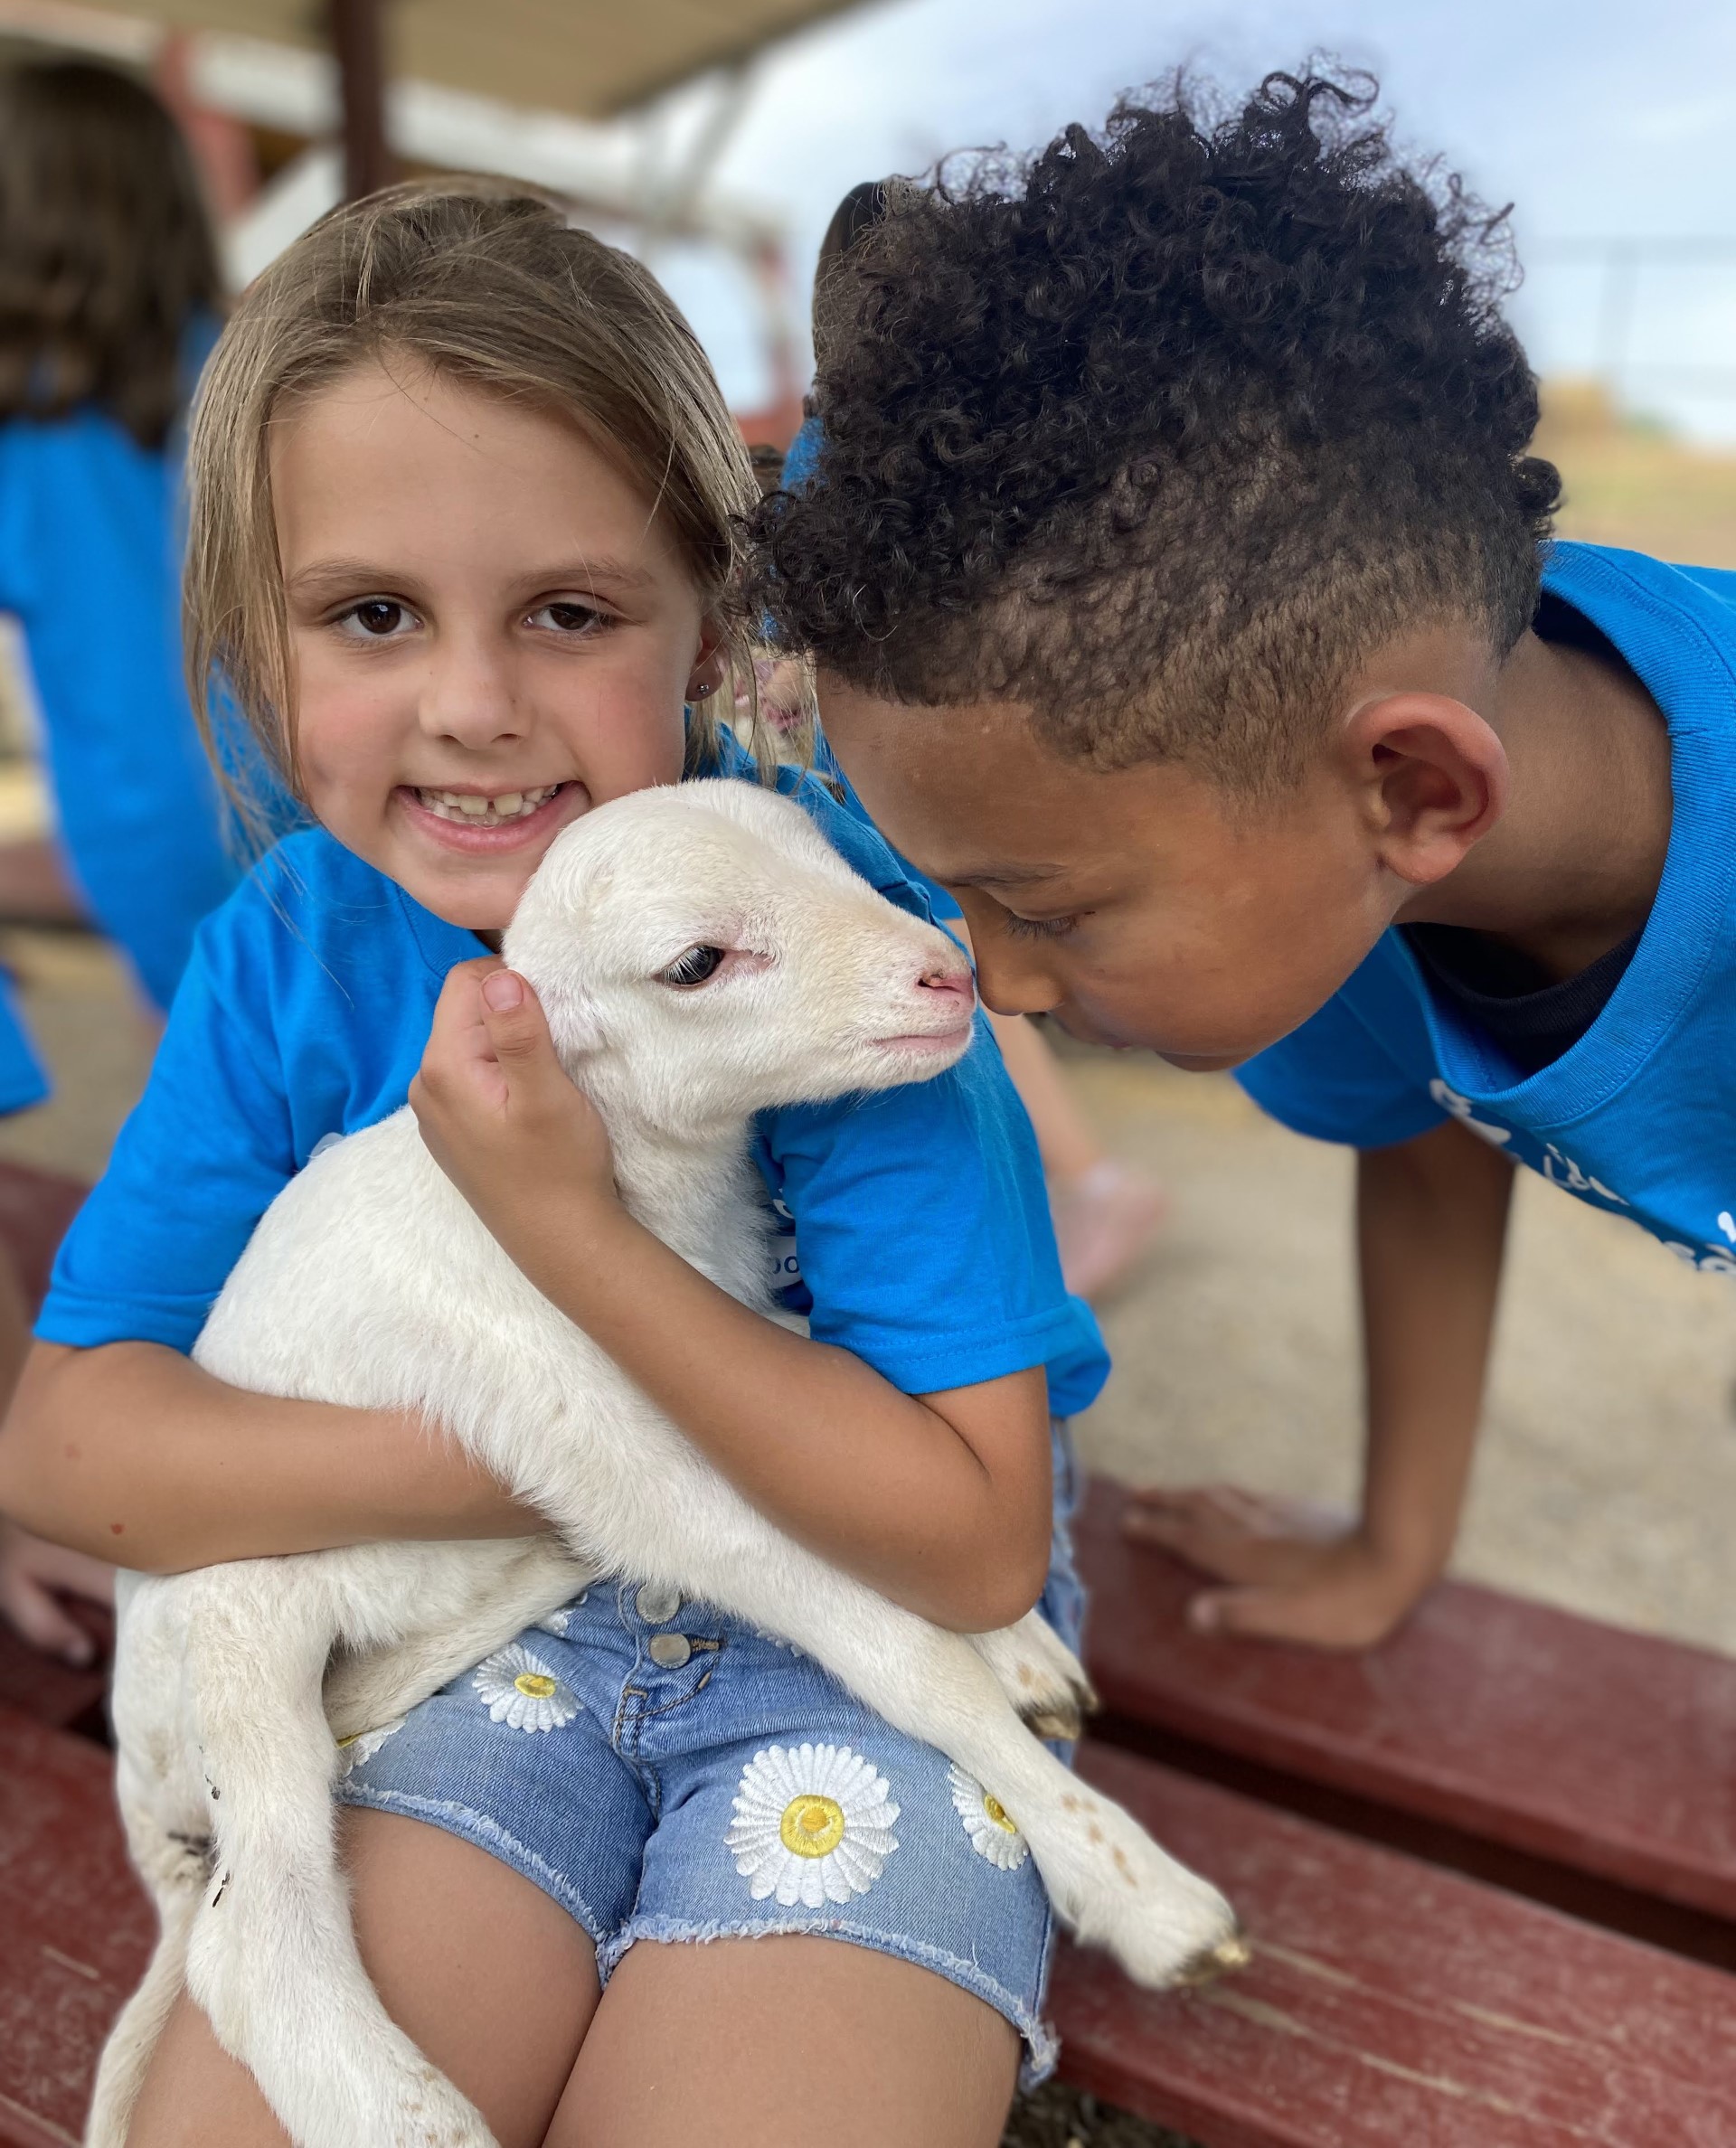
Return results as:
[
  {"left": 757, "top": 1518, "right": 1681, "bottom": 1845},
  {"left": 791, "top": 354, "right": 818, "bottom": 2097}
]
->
[{"left": 185, "top": 180, "right": 784, "bottom": 847}]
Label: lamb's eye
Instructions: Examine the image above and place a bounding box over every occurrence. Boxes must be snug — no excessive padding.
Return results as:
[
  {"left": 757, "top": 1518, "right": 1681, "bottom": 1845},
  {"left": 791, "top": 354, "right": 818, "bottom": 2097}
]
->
[{"left": 656, "top": 945, "right": 726, "bottom": 989}]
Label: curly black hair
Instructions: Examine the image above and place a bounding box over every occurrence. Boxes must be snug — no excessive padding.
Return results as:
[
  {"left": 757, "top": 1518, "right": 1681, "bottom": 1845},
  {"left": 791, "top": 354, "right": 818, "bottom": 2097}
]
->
[{"left": 749, "top": 69, "right": 1561, "bottom": 789}]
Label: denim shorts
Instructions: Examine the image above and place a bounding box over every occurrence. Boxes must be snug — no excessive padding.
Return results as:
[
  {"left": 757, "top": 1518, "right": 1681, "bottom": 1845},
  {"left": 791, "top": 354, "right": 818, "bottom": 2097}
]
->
[{"left": 335, "top": 1422, "right": 1085, "bottom": 2085}]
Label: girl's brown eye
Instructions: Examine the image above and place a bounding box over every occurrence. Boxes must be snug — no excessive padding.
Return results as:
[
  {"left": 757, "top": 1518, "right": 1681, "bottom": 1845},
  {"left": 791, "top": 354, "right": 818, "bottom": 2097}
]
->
[
  {"left": 531, "top": 601, "right": 605, "bottom": 634},
  {"left": 657, "top": 946, "right": 726, "bottom": 989},
  {"left": 349, "top": 600, "right": 405, "bottom": 636}
]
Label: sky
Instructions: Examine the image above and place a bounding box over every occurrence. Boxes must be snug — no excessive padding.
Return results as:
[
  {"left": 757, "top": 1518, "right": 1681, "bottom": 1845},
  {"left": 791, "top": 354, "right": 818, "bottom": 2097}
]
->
[{"left": 637, "top": 0, "right": 1736, "bottom": 440}]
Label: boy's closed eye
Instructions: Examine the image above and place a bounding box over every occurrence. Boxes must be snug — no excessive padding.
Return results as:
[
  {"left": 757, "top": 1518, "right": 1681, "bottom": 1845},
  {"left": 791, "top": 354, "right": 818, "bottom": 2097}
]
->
[{"left": 1001, "top": 910, "right": 1089, "bottom": 941}]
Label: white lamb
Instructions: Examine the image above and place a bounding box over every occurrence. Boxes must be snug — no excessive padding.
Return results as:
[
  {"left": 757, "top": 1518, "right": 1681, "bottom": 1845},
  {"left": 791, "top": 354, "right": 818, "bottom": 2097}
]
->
[{"left": 90, "top": 780, "right": 1242, "bottom": 2148}]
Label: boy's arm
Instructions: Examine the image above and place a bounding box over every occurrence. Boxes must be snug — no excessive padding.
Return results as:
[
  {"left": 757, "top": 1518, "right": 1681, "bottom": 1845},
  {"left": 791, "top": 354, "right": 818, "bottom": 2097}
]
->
[
  {"left": 411, "top": 966, "right": 1055, "bottom": 1635},
  {"left": 0, "top": 1341, "right": 540, "bottom": 1573},
  {"left": 1126, "top": 1116, "right": 1514, "bottom": 1647}
]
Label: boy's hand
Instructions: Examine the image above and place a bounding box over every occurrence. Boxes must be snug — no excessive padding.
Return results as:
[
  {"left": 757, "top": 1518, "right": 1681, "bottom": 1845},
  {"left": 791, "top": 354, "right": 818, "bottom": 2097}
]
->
[
  {"left": 1123, "top": 1486, "right": 1436, "bottom": 1650},
  {"left": 410, "top": 959, "right": 618, "bottom": 1265},
  {"left": 0, "top": 1519, "right": 114, "bottom": 1664}
]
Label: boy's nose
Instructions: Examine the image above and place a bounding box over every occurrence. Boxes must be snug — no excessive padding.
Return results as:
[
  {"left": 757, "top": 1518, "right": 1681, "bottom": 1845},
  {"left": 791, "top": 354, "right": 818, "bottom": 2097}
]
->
[{"left": 971, "top": 941, "right": 1063, "bottom": 1020}]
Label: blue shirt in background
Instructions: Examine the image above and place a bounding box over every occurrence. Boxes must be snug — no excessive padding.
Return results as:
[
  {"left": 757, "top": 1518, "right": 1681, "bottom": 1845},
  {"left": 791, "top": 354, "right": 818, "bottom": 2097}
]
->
[
  {"left": 0, "top": 329, "right": 237, "bottom": 1019},
  {"left": 40, "top": 753, "right": 1109, "bottom": 1416},
  {"left": 1237, "top": 541, "right": 1736, "bottom": 1275}
]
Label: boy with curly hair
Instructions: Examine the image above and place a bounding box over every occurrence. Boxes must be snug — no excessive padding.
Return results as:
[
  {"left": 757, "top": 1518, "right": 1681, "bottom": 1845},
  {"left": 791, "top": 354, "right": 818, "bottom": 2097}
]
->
[{"left": 755, "top": 70, "right": 1726, "bottom": 1649}]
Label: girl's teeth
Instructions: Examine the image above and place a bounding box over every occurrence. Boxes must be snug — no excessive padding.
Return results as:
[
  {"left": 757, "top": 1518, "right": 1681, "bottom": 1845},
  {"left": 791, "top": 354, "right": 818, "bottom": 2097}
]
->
[{"left": 415, "top": 785, "right": 558, "bottom": 825}]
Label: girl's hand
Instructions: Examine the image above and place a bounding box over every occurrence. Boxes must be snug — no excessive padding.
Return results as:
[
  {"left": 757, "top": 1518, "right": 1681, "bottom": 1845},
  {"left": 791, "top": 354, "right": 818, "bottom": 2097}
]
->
[
  {"left": 410, "top": 959, "right": 619, "bottom": 1262},
  {"left": 0, "top": 1519, "right": 115, "bottom": 1664}
]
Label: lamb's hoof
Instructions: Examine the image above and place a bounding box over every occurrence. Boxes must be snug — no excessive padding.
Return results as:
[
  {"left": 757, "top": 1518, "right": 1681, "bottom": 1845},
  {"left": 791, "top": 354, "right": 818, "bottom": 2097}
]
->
[
  {"left": 1023, "top": 1700, "right": 1086, "bottom": 1742},
  {"left": 974, "top": 1616, "right": 1098, "bottom": 1737},
  {"left": 1175, "top": 1927, "right": 1252, "bottom": 1988}
]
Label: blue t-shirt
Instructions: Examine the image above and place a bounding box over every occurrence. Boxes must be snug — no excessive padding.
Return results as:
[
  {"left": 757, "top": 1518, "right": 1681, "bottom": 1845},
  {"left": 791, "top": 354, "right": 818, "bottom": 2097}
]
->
[
  {"left": 1236, "top": 541, "right": 1736, "bottom": 1274},
  {"left": 39, "top": 757, "right": 1110, "bottom": 1413},
  {"left": 0, "top": 335, "right": 238, "bottom": 1017}
]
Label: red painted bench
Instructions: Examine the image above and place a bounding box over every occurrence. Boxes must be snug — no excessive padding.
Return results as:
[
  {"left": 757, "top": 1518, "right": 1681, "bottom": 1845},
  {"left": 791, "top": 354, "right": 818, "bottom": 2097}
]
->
[{"left": 1039, "top": 1482, "right": 1736, "bottom": 2141}]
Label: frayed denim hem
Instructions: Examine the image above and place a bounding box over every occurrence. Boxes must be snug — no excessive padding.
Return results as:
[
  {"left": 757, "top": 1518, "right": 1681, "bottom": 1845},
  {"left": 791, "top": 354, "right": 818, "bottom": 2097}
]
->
[
  {"left": 334, "top": 1780, "right": 611, "bottom": 1954},
  {"left": 599, "top": 1911, "right": 1060, "bottom": 2090}
]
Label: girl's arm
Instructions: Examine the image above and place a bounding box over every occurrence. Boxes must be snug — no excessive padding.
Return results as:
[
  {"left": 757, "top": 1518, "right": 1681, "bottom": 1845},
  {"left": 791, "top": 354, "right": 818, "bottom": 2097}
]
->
[
  {"left": 411, "top": 964, "right": 1054, "bottom": 1635},
  {"left": 0, "top": 1341, "right": 541, "bottom": 1573}
]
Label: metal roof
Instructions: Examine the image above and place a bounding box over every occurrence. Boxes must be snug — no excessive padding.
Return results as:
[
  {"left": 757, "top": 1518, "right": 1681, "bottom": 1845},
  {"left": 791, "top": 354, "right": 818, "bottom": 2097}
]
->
[{"left": 70, "top": 0, "right": 865, "bottom": 117}]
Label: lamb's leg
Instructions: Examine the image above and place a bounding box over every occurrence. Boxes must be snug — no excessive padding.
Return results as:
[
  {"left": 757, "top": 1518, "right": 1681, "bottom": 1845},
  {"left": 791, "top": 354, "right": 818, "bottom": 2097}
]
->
[
  {"left": 695, "top": 1552, "right": 1243, "bottom": 1988},
  {"left": 183, "top": 1583, "right": 495, "bottom": 2148},
  {"left": 967, "top": 1613, "right": 1097, "bottom": 1741},
  {"left": 324, "top": 1539, "right": 590, "bottom": 1745},
  {"left": 85, "top": 1747, "right": 211, "bottom": 2148}
]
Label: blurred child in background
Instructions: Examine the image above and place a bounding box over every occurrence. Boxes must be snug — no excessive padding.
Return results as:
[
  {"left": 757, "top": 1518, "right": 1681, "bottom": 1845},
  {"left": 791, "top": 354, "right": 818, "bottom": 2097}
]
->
[{"left": 0, "top": 60, "right": 237, "bottom": 1656}]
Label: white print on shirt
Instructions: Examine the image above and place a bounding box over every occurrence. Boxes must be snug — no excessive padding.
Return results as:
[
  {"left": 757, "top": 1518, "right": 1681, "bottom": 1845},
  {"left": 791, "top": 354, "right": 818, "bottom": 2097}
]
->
[
  {"left": 1662, "top": 1239, "right": 1736, "bottom": 1277},
  {"left": 765, "top": 1195, "right": 803, "bottom": 1291},
  {"left": 1539, "top": 1143, "right": 1628, "bottom": 1206},
  {"left": 1429, "top": 1079, "right": 1514, "bottom": 1147},
  {"left": 1656, "top": 1211, "right": 1736, "bottom": 1277}
]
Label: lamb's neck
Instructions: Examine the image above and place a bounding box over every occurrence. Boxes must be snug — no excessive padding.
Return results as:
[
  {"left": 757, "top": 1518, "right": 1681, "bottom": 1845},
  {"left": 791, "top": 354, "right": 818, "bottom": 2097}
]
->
[{"left": 603, "top": 1113, "right": 759, "bottom": 1272}]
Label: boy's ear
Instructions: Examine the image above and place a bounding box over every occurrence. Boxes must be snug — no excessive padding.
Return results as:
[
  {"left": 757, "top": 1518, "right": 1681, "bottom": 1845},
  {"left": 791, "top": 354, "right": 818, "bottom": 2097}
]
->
[{"left": 1344, "top": 692, "right": 1507, "bottom": 887}]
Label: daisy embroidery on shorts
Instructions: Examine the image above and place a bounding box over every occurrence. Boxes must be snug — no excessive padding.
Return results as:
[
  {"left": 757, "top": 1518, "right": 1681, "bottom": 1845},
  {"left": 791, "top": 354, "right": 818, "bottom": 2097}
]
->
[
  {"left": 334, "top": 1716, "right": 405, "bottom": 1776},
  {"left": 726, "top": 1743, "right": 900, "bottom": 1907},
  {"left": 948, "top": 1763, "right": 1030, "bottom": 1871},
  {"left": 471, "top": 1643, "right": 580, "bottom": 1732}
]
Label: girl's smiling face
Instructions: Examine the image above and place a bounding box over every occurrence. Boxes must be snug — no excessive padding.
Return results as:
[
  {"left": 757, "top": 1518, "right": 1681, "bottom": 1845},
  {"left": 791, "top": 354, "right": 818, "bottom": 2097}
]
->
[{"left": 272, "top": 359, "right": 717, "bottom": 932}]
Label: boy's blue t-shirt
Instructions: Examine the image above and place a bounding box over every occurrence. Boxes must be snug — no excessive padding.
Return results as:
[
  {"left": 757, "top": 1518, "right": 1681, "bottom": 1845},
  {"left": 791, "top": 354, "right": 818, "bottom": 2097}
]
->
[
  {"left": 1236, "top": 541, "right": 1736, "bottom": 1275},
  {"left": 39, "top": 756, "right": 1110, "bottom": 1415},
  {"left": 0, "top": 339, "right": 238, "bottom": 1018}
]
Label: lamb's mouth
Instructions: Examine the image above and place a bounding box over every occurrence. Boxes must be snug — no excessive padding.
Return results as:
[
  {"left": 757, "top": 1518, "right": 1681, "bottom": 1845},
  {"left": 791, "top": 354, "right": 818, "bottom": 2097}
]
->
[
  {"left": 410, "top": 784, "right": 567, "bottom": 827},
  {"left": 877, "top": 1022, "right": 975, "bottom": 1055}
]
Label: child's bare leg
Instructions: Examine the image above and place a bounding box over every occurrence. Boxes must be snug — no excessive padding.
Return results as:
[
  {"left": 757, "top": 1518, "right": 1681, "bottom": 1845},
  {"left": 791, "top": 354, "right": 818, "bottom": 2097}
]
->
[
  {"left": 551, "top": 1937, "right": 1019, "bottom": 2148},
  {"left": 986, "top": 1010, "right": 1164, "bottom": 1301},
  {"left": 123, "top": 1810, "right": 601, "bottom": 2148}
]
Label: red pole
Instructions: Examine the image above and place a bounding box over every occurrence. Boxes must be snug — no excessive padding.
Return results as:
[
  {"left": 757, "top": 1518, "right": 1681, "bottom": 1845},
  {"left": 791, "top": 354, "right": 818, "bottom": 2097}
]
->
[{"left": 330, "top": 0, "right": 392, "bottom": 201}]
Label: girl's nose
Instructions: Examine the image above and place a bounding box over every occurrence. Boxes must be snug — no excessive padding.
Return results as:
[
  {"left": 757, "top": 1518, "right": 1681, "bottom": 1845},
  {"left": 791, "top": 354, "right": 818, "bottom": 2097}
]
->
[{"left": 420, "top": 638, "right": 524, "bottom": 749}]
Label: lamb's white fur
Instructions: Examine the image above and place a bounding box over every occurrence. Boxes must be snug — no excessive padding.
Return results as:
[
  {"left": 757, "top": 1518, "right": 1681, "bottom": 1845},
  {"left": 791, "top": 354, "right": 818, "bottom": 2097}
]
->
[{"left": 90, "top": 782, "right": 1241, "bottom": 2148}]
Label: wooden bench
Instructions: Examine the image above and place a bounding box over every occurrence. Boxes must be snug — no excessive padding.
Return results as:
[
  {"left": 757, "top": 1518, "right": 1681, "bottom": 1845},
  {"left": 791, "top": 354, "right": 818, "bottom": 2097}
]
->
[
  {"left": 1044, "top": 1480, "right": 1736, "bottom": 2142},
  {"left": 1, "top": 1446, "right": 1733, "bottom": 2143}
]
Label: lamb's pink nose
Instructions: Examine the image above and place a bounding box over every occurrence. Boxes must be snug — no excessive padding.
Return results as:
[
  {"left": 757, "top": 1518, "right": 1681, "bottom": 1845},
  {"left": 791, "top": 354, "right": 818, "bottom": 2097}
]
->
[{"left": 917, "top": 963, "right": 976, "bottom": 1010}]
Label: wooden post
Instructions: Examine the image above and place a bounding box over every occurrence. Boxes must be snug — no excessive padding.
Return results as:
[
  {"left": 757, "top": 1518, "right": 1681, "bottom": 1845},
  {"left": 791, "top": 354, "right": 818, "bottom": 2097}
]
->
[{"left": 330, "top": 0, "right": 392, "bottom": 201}]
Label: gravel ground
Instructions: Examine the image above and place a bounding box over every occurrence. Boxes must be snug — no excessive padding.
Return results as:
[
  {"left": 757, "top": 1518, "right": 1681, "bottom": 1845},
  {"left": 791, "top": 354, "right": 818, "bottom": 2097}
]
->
[
  {"left": 1002, "top": 2081, "right": 1194, "bottom": 2148},
  {"left": 8, "top": 928, "right": 1732, "bottom": 2148}
]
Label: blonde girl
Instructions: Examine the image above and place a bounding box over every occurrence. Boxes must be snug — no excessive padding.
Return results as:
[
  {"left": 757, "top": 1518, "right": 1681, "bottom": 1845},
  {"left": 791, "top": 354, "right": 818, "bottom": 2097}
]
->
[{"left": 0, "top": 185, "right": 1107, "bottom": 2148}]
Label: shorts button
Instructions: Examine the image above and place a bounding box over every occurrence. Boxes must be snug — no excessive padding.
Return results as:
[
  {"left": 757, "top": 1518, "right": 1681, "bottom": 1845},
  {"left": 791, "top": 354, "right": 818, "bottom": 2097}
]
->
[
  {"left": 636, "top": 1583, "right": 682, "bottom": 1625},
  {"left": 647, "top": 1632, "right": 693, "bottom": 1670}
]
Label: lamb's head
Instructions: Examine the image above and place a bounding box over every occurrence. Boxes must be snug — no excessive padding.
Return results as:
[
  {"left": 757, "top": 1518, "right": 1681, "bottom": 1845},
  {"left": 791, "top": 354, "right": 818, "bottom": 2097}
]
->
[{"left": 502, "top": 782, "right": 977, "bottom": 1134}]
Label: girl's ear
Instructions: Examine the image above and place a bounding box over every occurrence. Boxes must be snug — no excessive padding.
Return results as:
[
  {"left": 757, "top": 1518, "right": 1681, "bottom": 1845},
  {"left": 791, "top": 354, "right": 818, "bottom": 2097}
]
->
[{"left": 685, "top": 629, "right": 729, "bottom": 706}]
